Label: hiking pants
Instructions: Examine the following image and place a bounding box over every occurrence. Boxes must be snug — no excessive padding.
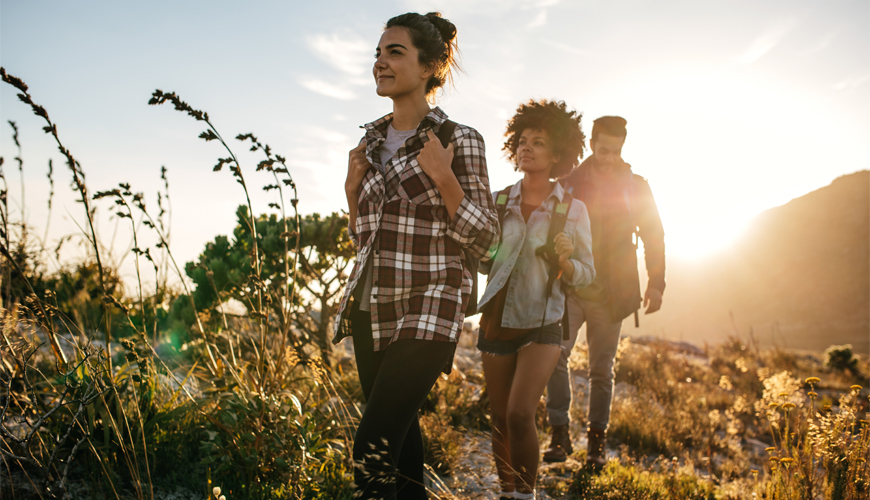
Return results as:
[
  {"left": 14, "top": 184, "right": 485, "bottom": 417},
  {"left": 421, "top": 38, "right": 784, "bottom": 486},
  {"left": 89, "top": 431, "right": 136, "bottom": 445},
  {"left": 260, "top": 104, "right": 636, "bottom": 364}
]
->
[
  {"left": 350, "top": 307, "right": 456, "bottom": 500},
  {"left": 545, "top": 294, "right": 623, "bottom": 430}
]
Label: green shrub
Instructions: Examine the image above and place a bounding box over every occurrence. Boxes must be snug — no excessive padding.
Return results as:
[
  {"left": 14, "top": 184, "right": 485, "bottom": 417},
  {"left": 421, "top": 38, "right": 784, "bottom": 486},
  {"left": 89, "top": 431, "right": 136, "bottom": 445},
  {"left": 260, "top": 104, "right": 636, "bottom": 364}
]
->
[
  {"left": 569, "top": 459, "right": 716, "bottom": 500},
  {"left": 825, "top": 344, "right": 858, "bottom": 372}
]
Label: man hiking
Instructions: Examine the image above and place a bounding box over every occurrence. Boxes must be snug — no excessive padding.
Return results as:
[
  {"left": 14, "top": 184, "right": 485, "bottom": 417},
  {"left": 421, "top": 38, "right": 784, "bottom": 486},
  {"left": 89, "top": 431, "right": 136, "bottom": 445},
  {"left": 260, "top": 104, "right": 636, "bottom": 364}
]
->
[{"left": 542, "top": 115, "right": 666, "bottom": 468}]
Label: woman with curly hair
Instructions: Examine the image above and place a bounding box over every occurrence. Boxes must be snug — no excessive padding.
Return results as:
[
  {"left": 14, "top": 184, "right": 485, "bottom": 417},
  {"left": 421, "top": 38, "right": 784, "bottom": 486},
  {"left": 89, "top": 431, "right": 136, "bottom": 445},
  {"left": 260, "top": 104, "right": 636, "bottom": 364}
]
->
[
  {"left": 478, "top": 99, "right": 595, "bottom": 499},
  {"left": 335, "top": 11, "right": 499, "bottom": 500}
]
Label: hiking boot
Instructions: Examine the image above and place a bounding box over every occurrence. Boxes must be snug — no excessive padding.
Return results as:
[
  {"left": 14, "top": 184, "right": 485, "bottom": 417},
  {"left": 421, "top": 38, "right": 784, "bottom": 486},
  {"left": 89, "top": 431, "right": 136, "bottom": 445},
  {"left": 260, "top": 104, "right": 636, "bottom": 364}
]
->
[
  {"left": 542, "top": 424, "right": 573, "bottom": 463},
  {"left": 586, "top": 427, "right": 607, "bottom": 469}
]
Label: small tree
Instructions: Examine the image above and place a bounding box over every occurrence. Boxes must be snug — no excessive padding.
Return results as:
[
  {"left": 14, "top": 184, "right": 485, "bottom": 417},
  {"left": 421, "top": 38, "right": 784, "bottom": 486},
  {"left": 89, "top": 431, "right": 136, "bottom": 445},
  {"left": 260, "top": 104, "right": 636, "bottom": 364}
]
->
[
  {"left": 293, "top": 212, "right": 354, "bottom": 361},
  {"left": 175, "top": 208, "right": 353, "bottom": 361}
]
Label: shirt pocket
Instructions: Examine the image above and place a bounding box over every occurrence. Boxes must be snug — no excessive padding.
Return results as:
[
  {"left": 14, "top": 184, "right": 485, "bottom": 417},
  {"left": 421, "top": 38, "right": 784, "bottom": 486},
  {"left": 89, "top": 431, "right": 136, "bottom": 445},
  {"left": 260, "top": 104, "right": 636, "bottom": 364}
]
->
[
  {"left": 525, "top": 211, "right": 550, "bottom": 249},
  {"left": 499, "top": 214, "right": 522, "bottom": 245},
  {"left": 397, "top": 157, "right": 444, "bottom": 207}
]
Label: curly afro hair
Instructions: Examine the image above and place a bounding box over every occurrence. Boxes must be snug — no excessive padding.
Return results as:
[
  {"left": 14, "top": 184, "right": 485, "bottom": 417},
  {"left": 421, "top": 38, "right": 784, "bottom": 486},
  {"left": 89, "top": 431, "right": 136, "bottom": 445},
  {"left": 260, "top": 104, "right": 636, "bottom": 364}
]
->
[{"left": 502, "top": 99, "right": 586, "bottom": 179}]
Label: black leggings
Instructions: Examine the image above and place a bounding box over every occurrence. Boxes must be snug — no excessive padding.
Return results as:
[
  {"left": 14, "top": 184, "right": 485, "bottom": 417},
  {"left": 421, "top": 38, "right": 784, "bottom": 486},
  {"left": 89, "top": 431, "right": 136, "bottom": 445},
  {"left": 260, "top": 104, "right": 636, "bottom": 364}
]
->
[{"left": 350, "top": 307, "right": 456, "bottom": 500}]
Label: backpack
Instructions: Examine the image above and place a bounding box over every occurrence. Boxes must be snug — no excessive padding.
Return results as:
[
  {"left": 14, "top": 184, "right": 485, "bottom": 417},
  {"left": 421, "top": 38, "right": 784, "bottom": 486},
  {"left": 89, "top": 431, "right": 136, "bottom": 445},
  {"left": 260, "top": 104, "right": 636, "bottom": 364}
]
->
[
  {"left": 436, "top": 120, "right": 481, "bottom": 316},
  {"left": 492, "top": 185, "right": 574, "bottom": 338}
]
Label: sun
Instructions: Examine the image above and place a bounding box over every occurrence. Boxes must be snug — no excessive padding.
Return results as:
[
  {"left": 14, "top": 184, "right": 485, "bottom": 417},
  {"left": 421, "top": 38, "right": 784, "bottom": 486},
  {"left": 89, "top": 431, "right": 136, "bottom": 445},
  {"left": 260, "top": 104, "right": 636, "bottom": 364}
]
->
[{"left": 584, "top": 64, "right": 865, "bottom": 260}]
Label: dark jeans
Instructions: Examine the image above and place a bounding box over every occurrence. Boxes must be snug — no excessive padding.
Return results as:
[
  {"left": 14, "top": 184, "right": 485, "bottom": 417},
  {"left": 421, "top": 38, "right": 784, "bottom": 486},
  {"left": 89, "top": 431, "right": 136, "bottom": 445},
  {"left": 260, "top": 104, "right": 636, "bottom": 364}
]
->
[{"left": 350, "top": 307, "right": 456, "bottom": 500}]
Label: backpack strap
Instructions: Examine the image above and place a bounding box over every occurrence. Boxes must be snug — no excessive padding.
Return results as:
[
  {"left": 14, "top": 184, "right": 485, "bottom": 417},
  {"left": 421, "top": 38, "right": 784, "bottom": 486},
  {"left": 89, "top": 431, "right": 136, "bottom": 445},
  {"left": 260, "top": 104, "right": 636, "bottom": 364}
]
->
[
  {"left": 547, "top": 194, "right": 573, "bottom": 254},
  {"left": 534, "top": 193, "right": 574, "bottom": 333},
  {"left": 490, "top": 186, "right": 513, "bottom": 261},
  {"left": 495, "top": 187, "right": 511, "bottom": 225},
  {"left": 436, "top": 119, "right": 457, "bottom": 150},
  {"left": 535, "top": 193, "right": 574, "bottom": 264}
]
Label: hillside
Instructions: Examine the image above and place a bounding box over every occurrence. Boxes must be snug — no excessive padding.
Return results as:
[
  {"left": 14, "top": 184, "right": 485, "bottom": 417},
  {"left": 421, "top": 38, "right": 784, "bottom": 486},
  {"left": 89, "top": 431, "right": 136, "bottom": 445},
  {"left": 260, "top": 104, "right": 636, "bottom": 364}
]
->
[{"left": 634, "top": 170, "right": 869, "bottom": 355}]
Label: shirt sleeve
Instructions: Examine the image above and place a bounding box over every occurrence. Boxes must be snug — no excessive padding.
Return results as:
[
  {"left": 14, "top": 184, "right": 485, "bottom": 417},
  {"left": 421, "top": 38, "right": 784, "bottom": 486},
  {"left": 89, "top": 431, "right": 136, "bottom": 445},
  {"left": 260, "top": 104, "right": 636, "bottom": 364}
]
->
[
  {"left": 635, "top": 176, "right": 666, "bottom": 294},
  {"left": 562, "top": 200, "right": 596, "bottom": 289},
  {"left": 444, "top": 127, "right": 500, "bottom": 262},
  {"left": 477, "top": 190, "right": 502, "bottom": 275},
  {"left": 347, "top": 224, "right": 360, "bottom": 248},
  {"left": 346, "top": 134, "right": 368, "bottom": 249}
]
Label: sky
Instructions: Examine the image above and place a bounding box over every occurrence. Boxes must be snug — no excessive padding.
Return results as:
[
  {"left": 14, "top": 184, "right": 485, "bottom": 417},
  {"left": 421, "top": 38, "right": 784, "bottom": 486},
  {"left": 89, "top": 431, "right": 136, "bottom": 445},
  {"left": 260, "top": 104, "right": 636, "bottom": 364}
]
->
[{"left": 1, "top": 0, "right": 868, "bottom": 291}]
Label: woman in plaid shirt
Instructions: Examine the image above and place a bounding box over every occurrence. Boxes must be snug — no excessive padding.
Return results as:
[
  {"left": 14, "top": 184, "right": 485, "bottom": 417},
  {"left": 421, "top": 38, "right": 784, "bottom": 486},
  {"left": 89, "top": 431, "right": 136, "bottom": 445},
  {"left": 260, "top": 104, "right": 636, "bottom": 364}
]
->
[{"left": 334, "top": 12, "right": 498, "bottom": 499}]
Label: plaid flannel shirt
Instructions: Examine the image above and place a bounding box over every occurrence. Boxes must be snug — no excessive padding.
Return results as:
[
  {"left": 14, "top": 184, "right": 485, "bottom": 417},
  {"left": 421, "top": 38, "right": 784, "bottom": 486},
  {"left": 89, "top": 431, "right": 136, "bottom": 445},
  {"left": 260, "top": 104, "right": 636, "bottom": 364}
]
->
[{"left": 333, "top": 107, "right": 499, "bottom": 351}]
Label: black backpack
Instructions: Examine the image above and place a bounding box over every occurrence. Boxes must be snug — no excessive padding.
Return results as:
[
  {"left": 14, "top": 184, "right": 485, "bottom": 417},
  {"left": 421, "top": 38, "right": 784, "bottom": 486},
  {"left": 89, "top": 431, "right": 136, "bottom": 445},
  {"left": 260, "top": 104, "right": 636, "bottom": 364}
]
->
[{"left": 436, "top": 120, "right": 481, "bottom": 316}]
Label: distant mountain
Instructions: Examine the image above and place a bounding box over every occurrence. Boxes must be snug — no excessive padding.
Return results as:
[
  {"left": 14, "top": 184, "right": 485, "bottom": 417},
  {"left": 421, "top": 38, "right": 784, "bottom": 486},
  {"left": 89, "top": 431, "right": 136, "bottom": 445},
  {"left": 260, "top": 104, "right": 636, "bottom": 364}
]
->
[{"left": 632, "top": 171, "right": 869, "bottom": 356}]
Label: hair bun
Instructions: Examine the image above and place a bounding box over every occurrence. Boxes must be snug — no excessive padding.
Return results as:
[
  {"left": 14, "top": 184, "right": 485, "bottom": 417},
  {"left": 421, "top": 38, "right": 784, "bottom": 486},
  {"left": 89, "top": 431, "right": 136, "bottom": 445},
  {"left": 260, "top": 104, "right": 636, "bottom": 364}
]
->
[{"left": 424, "top": 12, "right": 457, "bottom": 43}]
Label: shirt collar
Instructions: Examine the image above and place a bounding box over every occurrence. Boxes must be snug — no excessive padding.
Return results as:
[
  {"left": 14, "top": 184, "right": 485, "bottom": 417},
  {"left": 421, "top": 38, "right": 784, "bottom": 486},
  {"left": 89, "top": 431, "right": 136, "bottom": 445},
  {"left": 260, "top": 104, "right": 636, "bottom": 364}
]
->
[
  {"left": 362, "top": 106, "right": 449, "bottom": 137},
  {"left": 507, "top": 178, "right": 569, "bottom": 207},
  {"left": 578, "top": 155, "right": 633, "bottom": 186}
]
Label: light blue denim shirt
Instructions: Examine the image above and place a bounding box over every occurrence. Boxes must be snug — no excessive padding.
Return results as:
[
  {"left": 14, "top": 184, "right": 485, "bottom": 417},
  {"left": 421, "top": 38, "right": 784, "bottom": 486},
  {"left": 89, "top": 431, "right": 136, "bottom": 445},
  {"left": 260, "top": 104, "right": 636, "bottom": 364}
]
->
[{"left": 479, "top": 180, "right": 595, "bottom": 329}]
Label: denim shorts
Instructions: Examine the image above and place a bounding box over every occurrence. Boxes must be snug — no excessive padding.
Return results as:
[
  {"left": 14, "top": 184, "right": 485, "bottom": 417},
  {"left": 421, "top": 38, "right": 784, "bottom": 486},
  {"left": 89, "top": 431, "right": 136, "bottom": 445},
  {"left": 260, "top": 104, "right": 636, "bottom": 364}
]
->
[{"left": 477, "top": 322, "right": 564, "bottom": 356}]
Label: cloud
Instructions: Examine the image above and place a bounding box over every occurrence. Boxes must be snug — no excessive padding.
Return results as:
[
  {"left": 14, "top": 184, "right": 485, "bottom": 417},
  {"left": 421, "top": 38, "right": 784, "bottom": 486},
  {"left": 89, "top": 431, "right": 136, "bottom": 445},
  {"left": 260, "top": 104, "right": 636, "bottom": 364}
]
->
[
  {"left": 347, "top": 75, "right": 373, "bottom": 87},
  {"left": 528, "top": 10, "right": 547, "bottom": 28},
  {"left": 302, "top": 125, "right": 347, "bottom": 143},
  {"left": 801, "top": 32, "right": 836, "bottom": 55},
  {"left": 297, "top": 77, "right": 356, "bottom": 100},
  {"left": 737, "top": 19, "right": 798, "bottom": 64},
  {"left": 833, "top": 74, "right": 870, "bottom": 91},
  {"left": 541, "top": 39, "right": 593, "bottom": 56},
  {"left": 305, "top": 32, "right": 371, "bottom": 76}
]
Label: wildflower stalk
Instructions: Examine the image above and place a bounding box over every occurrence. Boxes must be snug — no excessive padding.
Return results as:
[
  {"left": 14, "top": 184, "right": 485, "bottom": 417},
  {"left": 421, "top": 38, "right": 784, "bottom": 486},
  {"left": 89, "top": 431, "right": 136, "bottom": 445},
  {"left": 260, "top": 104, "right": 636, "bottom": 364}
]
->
[
  {"left": 42, "top": 158, "right": 55, "bottom": 255},
  {"left": 236, "top": 133, "right": 302, "bottom": 381},
  {"left": 129, "top": 194, "right": 218, "bottom": 373},
  {"left": 1, "top": 67, "right": 110, "bottom": 370},
  {"left": 8, "top": 120, "right": 25, "bottom": 243},
  {"left": 148, "top": 89, "right": 265, "bottom": 383},
  {"left": 93, "top": 186, "right": 147, "bottom": 329},
  {"left": 0, "top": 157, "right": 9, "bottom": 308},
  {"left": 203, "top": 264, "right": 236, "bottom": 367},
  {"left": 156, "top": 166, "right": 171, "bottom": 297},
  {"left": 129, "top": 379, "right": 154, "bottom": 500}
]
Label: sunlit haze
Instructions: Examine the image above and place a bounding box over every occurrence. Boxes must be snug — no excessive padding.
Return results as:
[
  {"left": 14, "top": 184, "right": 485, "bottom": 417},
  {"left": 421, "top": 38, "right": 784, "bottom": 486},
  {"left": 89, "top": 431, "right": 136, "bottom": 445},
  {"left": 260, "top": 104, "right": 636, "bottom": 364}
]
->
[{"left": 1, "top": 0, "right": 867, "bottom": 290}]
